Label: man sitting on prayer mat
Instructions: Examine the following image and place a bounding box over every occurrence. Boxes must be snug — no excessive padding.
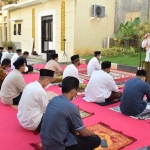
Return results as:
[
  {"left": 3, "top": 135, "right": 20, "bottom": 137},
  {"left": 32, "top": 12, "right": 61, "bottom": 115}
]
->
[
  {"left": 17, "top": 69, "right": 54, "bottom": 131},
  {"left": 63, "top": 54, "right": 83, "bottom": 82},
  {"left": 120, "top": 70, "right": 150, "bottom": 116},
  {"left": 17, "top": 51, "right": 33, "bottom": 73},
  {"left": 84, "top": 61, "right": 122, "bottom": 103},
  {"left": 40, "top": 76, "right": 101, "bottom": 150},
  {"left": 0, "top": 59, "right": 11, "bottom": 89},
  {"left": 0, "top": 47, "right": 4, "bottom": 63},
  {"left": 11, "top": 49, "right": 22, "bottom": 70},
  {"left": 87, "top": 51, "right": 101, "bottom": 76},
  {"left": 1, "top": 47, "right": 13, "bottom": 63},
  {"left": 0, "top": 58, "right": 26, "bottom": 105},
  {"left": 45, "top": 53, "right": 63, "bottom": 82}
]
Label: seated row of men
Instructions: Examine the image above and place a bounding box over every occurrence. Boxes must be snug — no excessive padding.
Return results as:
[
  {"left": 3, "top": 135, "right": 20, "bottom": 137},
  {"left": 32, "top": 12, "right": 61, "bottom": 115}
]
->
[
  {"left": 0, "top": 47, "right": 33, "bottom": 73},
  {"left": 0, "top": 57, "right": 101, "bottom": 150}
]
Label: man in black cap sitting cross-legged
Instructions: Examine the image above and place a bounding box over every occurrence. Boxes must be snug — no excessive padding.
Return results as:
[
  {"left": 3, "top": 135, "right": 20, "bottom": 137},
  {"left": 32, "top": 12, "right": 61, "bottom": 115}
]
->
[
  {"left": 120, "top": 70, "right": 150, "bottom": 116},
  {"left": 87, "top": 51, "right": 101, "bottom": 76},
  {"left": 84, "top": 61, "right": 122, "bottom": 104},
  {"left": 0, "top": 58, "right": 26, "bottom": 105},
  {"left": 17, "top": 69, "right": 55, "bottom": 132}
]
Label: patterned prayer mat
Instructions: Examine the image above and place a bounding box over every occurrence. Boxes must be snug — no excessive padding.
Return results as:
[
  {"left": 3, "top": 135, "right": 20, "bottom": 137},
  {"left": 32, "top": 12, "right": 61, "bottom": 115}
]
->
[
  {"left": 33, "top": 69, "right": 40, "bottom": 74},
  {"left": 79, "top": 109, "right": 93, "bottom": 119},
  {"left": 110, "top": 106, "right": 150, "bottom": 120},
  {"left": 30, "top": 122, "right": 136, "bottom": 150},
  {"left": 87, "top": 122, "right": 136, "bottom": 150}
]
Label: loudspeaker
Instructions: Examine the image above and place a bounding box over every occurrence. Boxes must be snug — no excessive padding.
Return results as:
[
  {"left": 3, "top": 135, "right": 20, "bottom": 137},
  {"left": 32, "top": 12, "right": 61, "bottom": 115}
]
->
[{"left": 91, "top": 5, "right": 105, "bottom": 18}]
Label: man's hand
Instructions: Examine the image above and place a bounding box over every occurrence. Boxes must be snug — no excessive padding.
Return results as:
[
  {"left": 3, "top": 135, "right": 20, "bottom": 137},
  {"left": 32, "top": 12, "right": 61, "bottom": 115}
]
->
[{"left": 78, "top": 127, "right": 95, "bottom": 137}]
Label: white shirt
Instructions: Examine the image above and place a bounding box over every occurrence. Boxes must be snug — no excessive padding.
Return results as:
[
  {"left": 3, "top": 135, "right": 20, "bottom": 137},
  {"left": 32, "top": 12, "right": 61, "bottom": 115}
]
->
[
  {"left": 87, "top": 57, "right": 101, "bottom": 76},
  {"left": 63, "top": 64, "right": 78, "bottom": 79},
  {"left": 1, "top": 69, "right": 26, "bottom": 105},
  {"left": 142, "top": 39, "right": 150, "bottom": 62},
  {"left": 84, "top": 70, "right": 118, "bottom": 103},
  {"left": 11, "top": 53, "right": 19, "bottom": 69},
  {"left": 1, "top": 51, "right": 12, "bottom": 63},
  {"left": 17, "top": 81, "right": 48, "bottom": 131}
]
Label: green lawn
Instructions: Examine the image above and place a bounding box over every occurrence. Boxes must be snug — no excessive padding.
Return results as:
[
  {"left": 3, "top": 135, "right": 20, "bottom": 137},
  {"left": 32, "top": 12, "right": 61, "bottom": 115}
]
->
[{"left": 81, "top": 52, "right": 146, "bottom": 67}]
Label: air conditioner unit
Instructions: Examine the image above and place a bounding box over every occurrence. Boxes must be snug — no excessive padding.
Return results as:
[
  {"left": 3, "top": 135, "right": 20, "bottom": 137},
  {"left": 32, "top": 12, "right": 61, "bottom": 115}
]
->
[
  {"left": 104, "top": 37, "right": 114, "bottom": 48},
  {"left": 91, "top": 5, "right": 105, "bottom": 18}
]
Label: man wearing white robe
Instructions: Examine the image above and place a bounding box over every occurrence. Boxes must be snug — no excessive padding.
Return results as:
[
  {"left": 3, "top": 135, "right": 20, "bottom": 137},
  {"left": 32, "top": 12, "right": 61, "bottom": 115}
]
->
[
  {"left": 11, "top": 49, "right": 22, "bottom": 70},
  {"left": 17, "top": 69, "right": 54, "bottom": 131},
  {"left": 142, "top": 33, "right": 150, "bottom": 62},
  {"left": 63, "top": 54, "right": 80, "bottom": 80},
  {"left": 84, "top": 61, "right": 122, "bottom": 103},
  {"left": 1, "top": 47, "right": 13, "bottom": 63},
  {"left": 87, "top": 51, "right": 101, "bottom": 76}
]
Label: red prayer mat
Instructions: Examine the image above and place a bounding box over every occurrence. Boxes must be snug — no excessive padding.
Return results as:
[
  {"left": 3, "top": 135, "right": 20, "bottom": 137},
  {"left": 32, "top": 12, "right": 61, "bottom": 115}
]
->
[{"left": 30, "top": 122, "right": 136, "bottom": 150}]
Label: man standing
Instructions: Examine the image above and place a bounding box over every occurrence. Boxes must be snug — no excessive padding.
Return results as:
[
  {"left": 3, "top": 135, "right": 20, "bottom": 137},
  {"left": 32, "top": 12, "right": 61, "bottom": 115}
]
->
[
  {"left": 45, "top": 53, "right": 63, "bottom": 77},
  {"left": 84, "top": 61, "right": 122, "bottom": 103},
  {"left": 17, "top": 69, "right": 54, "bottom": 131},
  {"left": 0, "top": 47, "right": 4, "bottom": 63},
  {"left": 18, "top": 51, "right": 33, "bottom": 73},
  {"left": 11, "top": 49, "right": 22, "bottom": 70},
  {"left": 120, "top": 70, "right": 150, "bottom": 116},
  {"left": 40, "top": 76, "right": 101, "bottom": 150},
  {"left": 63, "top": 55, "right": 80, "bottom": 79},
  {"left": 87, "top": 51, "right": 101, "bottom": 76},
  {"left": 0, "top": 59, "right": 11, "bottom": 89},
  {"left": 1, "top": 47, "right": 13, "bottom": 63},
  {"left": 1, "top": 58, "right": 26, "bottom": 105}
]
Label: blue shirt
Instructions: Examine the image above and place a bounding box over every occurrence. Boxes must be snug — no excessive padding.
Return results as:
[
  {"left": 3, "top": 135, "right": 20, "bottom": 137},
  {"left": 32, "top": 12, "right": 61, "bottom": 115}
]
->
[
  {"left": 40, "top": 95, "right": 84, "bottom": 150},
  {"left": 120, "top": 78, "right": 150, "bottom": 116}
]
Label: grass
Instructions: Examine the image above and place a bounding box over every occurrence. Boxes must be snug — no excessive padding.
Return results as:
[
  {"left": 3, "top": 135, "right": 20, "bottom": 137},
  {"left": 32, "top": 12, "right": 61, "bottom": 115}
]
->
[{"left": 81, "top": 52, "right": 146, "bottom": 67}]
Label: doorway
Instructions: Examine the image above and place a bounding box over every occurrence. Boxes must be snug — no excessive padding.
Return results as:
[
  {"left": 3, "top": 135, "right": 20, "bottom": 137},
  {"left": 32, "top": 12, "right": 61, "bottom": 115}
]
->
[{"left": 41, "top": 15, "right": 53, "bottom": 53}]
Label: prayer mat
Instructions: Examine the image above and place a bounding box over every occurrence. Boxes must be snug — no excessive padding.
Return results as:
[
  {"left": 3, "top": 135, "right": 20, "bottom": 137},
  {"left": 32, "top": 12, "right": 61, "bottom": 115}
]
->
[
  {"left": 11, "top": 105, "right": 18, "bottom": 109},
  {"left": 110, "top": 106, "right": 150, "bottom": 120},
  {"left": 95, "top": 99, "right": 120, "bottom": 106},
  {"left": 78, "top": 68, "right": 87, "bottom": 74},
  {"left": 52, "top": 75, "right": 62, "bottom": 83},
  {"left": 33, "top": 69, "right": 40, "bottom": 74},
  {"left": 78, "top": 73, "right": 90, "bottom": 80},
  {"left": 47, "top": 91, "right": 58, "bottom": 100},
  {"left": 79, "top": 109, "right": 93, "bottom": 119},
  {"left": 87, "top": 122, "right": 137, "bottom": 150},
  {"left": 30, "top": 122, "right": 136, "bottom": 150}
]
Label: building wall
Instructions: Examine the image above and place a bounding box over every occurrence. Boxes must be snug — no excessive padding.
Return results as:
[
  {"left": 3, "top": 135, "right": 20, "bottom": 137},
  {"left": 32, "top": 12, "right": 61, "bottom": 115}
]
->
[
  {"left": 74, "top": 0, "right": 116, "bottom": 56},
  {"left": 4, "top": 0, "right": 74, "bottom": 60}
]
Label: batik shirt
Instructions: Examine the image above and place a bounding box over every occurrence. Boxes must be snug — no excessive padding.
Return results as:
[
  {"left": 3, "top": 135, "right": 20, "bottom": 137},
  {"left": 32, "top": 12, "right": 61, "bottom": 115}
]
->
[{"left": 0, "top": 66, "right": 7, "bottom": 87}]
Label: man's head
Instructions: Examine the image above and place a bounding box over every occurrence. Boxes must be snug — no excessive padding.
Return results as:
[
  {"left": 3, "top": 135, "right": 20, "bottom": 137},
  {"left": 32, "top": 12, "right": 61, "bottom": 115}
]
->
[
  {"left": 71, "top": 55, "right": 80, "bottom": 67},
  {"left": 101, "top": 61, "right": 111, "bottom": 73},
  {"left": 51, "top": 53, "right": 58, "bottom": 62},
  {"left": 39, "top": 69, "right": 54, "bottom": 88},
  {"left": 0, "top": 47, "right": 4, "bottom": 52},
  {"left": 1, "top": 59, "right": 11, "bottom": 70},
  {"left": 7, "top": 47, "right": 13, "bottom": 53},
  {"left": 62, "top": 76, "right": 79, "bottom": 100},
  {"left": 136, "top": 70, "right": 146, "bottom": 81},
  {"left": 94, "top": 51, "right": 101, "bottom": 59},
  {"left": 13, "top": 58, "right": 25, "bottom": 73},
  {"left": 23, "top": 51, "right": 29, "bottom": 59},
  {"left": 16, "top": 49, "right": 22, "bottom": 56}
]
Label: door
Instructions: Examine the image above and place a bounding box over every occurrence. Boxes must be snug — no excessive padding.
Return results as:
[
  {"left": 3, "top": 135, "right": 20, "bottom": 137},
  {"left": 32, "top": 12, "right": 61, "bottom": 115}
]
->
[{"left": 41, "top": 15, "right": 53, "bottom": 53}]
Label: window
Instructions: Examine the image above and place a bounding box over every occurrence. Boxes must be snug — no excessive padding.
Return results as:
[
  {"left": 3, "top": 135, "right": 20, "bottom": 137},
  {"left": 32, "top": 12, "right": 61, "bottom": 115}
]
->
[
  {"left": 18, "top": 24, "right": 21, "bottom": 35},
  {"left": 14, "top": 24, "right": 16, "bottom": 35}
]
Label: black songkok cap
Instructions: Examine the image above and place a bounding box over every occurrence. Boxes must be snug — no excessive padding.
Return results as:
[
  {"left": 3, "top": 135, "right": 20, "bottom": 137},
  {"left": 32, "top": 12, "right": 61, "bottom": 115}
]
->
[
  {"left": 70, "top": 55, "right": 79, "bottom": 62},
  {"left": 8, "top": 47, "right": 13, "bottom": 50},
  {"left": 0, "top": 47, "right": 4, "bottom": 50},
  {"left": 16, "top": 49, "right": 22, "bottom": 53},
  {"left": 13, "top": 58, "right": 24, "bottom": 69},
  {"left": 102, "top": 61, "right": 111, "bottom": 69},
  {"left": 51, "top": 53, "right": 58, "bottom": 59},
  {"left": 94, "top": 51, "right": 101, "bottom": 56},
  {"left": 40, "top": 69, "right": 54, "bottom": 77},
  {"left": 136, "top": 70, "right": 146, "bottom": 76}
]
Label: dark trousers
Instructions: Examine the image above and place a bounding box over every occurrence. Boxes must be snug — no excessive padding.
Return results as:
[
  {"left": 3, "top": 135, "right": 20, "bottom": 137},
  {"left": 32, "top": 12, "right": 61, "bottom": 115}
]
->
[
  {"left": 13, "top": 93, "right": 22, "bottom": 105},
  {"left": 35, "top": 115, "right": 44, "bottom": 132},
  {"left": 26, "top": 65, "right": 33, "bottom": 73},
  {"left": 65, "top": 135, "right": 101, "bottom": 150},
  {"left": 105, "top": 91, "right": 122, "bottom": 102}
]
